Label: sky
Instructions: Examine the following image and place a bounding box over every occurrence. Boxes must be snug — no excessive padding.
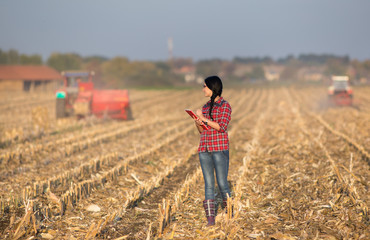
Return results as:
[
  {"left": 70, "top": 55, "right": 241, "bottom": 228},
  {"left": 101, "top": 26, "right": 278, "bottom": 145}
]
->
[{"left": 1, "top": 0, "right": 369, "bottom": 62}]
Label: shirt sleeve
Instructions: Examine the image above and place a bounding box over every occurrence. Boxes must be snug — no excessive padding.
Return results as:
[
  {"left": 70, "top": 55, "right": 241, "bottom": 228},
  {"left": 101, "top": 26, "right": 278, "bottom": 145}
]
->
[{"left": 217, "top": 102, "right": 232, "bottom": 133}]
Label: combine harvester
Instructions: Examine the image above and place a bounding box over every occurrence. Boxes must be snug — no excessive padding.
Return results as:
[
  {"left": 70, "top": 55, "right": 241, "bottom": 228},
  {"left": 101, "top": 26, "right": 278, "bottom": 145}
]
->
[
  {"left": 328, "top": 75, "right": 353, "bottom": 106},
  {"left": 55, "top": 71, "right": 132, "bottom": 120}
]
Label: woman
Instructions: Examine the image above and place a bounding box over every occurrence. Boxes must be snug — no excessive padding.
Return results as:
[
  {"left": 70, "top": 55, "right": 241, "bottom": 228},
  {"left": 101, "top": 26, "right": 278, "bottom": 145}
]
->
[{"left": 194, "top": 75, "right": 232, "bottom": 226}]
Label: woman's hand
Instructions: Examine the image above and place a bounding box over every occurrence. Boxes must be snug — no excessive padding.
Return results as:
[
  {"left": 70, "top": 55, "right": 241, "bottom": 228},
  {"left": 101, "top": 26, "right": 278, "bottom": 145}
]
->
[
  {"left": 194, "top": 118, "right": 203, "bottom": 126},
  {"left": 193, "top": 113, "right": 204, "bottom": 133},
  {"left": 196, "top": 109, "right": 205, "bottom": 121}
]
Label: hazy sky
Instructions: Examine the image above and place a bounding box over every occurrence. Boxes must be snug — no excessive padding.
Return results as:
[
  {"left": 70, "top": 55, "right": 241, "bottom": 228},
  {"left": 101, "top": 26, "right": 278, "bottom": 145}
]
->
[{"left": 1, "top": 0, "right": 369, "bottom": 61}]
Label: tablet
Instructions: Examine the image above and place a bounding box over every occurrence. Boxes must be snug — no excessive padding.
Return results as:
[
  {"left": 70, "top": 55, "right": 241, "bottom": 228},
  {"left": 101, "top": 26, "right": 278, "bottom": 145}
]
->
[{"left": 185, "top": 109, "right": 210, "bottom": 130}]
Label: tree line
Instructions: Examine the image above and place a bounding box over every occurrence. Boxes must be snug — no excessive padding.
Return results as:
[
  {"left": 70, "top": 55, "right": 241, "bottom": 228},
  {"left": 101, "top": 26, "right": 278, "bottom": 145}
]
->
[
  {"left": 0, "top": 49, "right": 184, "bottom": 88},
  {"left": 1, "top": 48, "right": 369, "bottom": 87}
]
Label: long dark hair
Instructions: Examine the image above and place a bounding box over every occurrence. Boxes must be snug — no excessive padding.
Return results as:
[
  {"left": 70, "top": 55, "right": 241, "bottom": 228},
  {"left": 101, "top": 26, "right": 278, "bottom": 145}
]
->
[{"left": 205, "top": 76, "right": 223, "bottom": 120}]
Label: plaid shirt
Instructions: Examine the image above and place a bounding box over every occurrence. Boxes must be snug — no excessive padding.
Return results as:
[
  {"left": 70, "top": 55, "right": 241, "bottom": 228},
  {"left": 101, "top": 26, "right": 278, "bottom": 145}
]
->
[{"left": 198, "top": 97, "right": 232, "bottom": 152}]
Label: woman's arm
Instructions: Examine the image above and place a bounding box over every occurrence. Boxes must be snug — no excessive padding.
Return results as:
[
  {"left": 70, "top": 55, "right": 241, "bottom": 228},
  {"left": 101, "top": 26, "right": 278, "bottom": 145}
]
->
[
  {"left": 196, "top": 109, "right": 221, "bottom": 131},
  {"left": 196, "top": 103, "right": 231, "bottom": 132}
]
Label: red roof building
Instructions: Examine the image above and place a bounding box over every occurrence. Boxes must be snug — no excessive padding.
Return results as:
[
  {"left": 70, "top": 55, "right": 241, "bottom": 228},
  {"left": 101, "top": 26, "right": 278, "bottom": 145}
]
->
[{"left": 0, "top": 65, "right": 62, "bottom": 92}]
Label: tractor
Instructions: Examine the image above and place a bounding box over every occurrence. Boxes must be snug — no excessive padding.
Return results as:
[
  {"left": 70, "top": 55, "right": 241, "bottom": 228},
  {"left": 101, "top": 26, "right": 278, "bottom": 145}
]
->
[
  {"left": 328, "top": 75, "right": 353, "bottom": 106},
  {"left": 55, "top": 71, "right": 132, "bottom": 120}
]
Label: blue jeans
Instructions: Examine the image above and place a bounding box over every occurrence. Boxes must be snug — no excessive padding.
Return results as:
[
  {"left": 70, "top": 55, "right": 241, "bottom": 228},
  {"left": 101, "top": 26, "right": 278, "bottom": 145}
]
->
[{"left": 199, "top": 150, "right": 231, "bottom": 200}]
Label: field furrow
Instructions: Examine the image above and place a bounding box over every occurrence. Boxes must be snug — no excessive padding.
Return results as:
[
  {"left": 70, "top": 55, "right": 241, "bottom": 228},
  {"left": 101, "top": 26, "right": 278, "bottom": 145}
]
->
[
  {"left": 74, "top": 89, "right": 262, "bottom": 239},
  {"left": 0, "top": 87, "right": 369, "bottom": 240}
]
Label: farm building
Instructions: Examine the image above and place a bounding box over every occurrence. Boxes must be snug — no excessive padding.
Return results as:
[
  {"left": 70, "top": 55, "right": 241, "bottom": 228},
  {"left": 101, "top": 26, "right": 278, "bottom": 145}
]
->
[
  {"left": 297, "top": 66, "right": 326, "bottom": 82},
  {"left": 0, "top": 65, "right": 62, "bottom": 92},
  {"left": 264, "top": 65, "right": 284, "bottom": 81}
]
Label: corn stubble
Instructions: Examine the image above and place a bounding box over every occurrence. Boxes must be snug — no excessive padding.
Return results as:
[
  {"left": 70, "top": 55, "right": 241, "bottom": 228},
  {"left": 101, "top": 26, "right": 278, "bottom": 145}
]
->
[{"left": 0, "top": 88, "right": 369, "bottom": 239}]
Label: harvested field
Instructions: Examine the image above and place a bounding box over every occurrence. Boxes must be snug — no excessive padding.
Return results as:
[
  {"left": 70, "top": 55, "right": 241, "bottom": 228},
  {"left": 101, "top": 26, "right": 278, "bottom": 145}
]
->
[{"left": 0, "top": 86, "right": 369, "bottom": 239}]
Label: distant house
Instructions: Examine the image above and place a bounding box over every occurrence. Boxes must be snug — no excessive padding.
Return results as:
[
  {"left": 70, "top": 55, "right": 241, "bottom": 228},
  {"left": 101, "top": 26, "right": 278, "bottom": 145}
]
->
[
  {"left": 264, "top": 65, "right": 284, "bottom": 81},
  {"left": 173, "top": 65, "right": 202, "bottom": 83},
  {"left": 298, "top": 67, "right": 325, "bottom": 82},
  {"left": 233, "top": 64, "right": 253, "bottom": 78},
  {"left": 0, "top": 65, "right": 62, "bottom": 92}
]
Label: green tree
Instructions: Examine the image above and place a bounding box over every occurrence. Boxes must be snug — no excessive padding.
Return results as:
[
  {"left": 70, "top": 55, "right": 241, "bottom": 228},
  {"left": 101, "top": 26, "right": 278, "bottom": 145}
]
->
[
  {"left": 280, "top": 59, "right": 301, "bottom": 81},
  {"left": 171, "top": 58, "right": 193, "bottom": 69},
  {"left": 7, "top": 49, "right": 20, "bottom": 64},
  {"left": 47, "top": 52, "right": 82, "bottom": 72},
  {"left": 101, "top": 57, "right": 181, "bottom": 88},
  {"left": 82, "top": 56, "right": 107, "bottom": 88},
  {"left": 83, "top": 55, "right": 108, "bottom": 65},
  {"left": 19, "top": 54, "right": 43, "bottom": 65},
  {"left": 196, "top": 59, "right": 223, "bottom": 77},
  {"left": 325, "top": 58, "right": 347, "bottom": 75},
  {"left": 351, "top": 59, "right": 370, "bottom": 80},
  {"left": 363, "top": 60, "right": 370, "bottom": 71},
  {"left": 250, "top": 65, "right": 265, "bottom": 79},
  {"left": 0, "top": 49, "right": 42, "bottom": 65},
  {"left": 233, "top": 56, "right": 273, "bottom": 64},
  {"left": 101, "top": 57, "right": 130, "bottom": 87},
  {"left": 0, "top": 49, "right": 7, "bottom": 64},
  {"left": 221, "top": 61, "right": 236, "bottom": 76}
]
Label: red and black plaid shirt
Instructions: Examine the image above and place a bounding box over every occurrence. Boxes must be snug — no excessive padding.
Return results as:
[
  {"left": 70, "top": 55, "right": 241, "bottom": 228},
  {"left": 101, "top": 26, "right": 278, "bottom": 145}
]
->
[{"left": 198, "top": 97, "right": 232, "bottom": 152}]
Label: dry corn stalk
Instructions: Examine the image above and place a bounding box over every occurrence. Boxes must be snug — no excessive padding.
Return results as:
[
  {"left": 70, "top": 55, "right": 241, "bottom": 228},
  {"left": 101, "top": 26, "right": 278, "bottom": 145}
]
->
[
  {"left": 31, "top": 106, "right": 50, "bottom": 132},
  {"left": 157, "top": 198, "right": 172, "bottom": 237}
]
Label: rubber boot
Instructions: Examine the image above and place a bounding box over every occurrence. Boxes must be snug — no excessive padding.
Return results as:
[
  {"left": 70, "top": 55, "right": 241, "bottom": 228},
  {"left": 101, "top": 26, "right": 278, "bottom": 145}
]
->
[{"left": 203, "top": 199, "right": 215, "bottom": 226}]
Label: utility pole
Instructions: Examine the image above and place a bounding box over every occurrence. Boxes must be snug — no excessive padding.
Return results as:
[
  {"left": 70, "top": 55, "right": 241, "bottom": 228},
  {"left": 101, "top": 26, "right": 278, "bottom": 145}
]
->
[{"left": 168, "top": 37, "right": 173, "bottom": 61}]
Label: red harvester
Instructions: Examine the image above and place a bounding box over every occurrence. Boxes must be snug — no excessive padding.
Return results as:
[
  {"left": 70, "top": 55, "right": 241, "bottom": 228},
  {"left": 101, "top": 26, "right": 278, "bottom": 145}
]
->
[
  {"left": 55, "top": 71, "right": 132, "bottom": 120},
  {"left": 328, "top": 76, "right": 353, "bottom": 106}
]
